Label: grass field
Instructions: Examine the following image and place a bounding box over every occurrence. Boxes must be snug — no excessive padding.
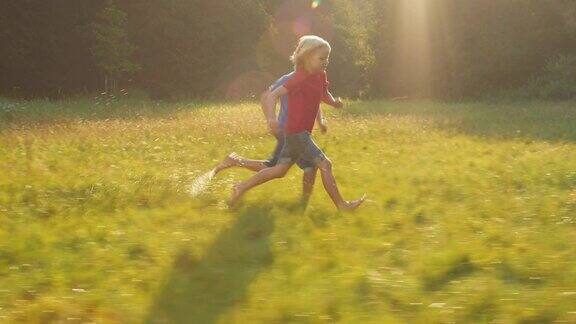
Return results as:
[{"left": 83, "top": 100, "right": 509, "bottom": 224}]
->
[{"left": 1, "top": 97, "right": 576, "bottom": 323}]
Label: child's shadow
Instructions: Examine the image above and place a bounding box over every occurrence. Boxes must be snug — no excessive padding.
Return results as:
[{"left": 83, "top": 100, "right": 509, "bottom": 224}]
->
[
  {"left": 146, "top": 206, "right": 275, "bottom": 324},
  {"left": 280, "top": 198, "right": 335, "bottom": 228}
]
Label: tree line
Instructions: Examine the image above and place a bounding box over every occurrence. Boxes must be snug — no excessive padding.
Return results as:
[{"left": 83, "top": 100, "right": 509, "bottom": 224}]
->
[{"left": 1, "top": 0, "right": 574, "bottom": 100}]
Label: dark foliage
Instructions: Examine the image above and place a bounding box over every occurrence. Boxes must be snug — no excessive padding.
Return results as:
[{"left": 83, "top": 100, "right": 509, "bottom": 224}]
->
[{"left": 0, "top": 0, "right": 574, "bottom": 99}]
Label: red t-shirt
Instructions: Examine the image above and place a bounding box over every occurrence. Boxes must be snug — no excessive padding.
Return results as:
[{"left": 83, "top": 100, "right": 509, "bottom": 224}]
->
[{"left": 282, "top": 69, "right": 329, "bottom": 135}]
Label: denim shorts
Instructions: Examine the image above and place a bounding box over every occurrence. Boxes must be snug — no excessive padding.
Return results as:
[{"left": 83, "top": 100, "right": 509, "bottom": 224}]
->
[
  {"left": 264, "top": 133, "right": 316, "bottom": 171},
  {"left": 277, "top": 131, "right": 326, "bottom": 168}
]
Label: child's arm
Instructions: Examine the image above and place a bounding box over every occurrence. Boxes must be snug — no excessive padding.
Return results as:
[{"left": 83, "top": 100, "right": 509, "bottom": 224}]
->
[
  {"left": 316, "top": 108, "right": 327, "bottom": 134},
  {"left": 260, "top": 89, "right": 272, "bottom": 120},
  {"left": 322, "top": 90, "right": 344, "bottom": 109},
  {"left": 262, "top": 86, "right": 289, "bottom": 135}
]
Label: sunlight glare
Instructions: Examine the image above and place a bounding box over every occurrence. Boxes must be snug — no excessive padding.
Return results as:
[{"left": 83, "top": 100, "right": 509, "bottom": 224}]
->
[{"left": 394, "top": 0, "right": 433, "bottom": 98}]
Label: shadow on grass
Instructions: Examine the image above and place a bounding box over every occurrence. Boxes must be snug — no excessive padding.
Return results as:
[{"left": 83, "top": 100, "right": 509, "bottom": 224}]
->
[
  {"left": 146, "top": 205, "right": 275, "bottom": 324},
  {"left": 0, "top": 98, "right": 246, "bottom": 128},
  {"left": 344, "top": 100, "right": 576, "bottom": 143}
]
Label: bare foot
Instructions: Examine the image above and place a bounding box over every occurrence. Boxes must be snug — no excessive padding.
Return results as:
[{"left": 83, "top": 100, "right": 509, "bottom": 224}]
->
[
  {"left": 213, "top": 152, "right": 239, "bottom": 175},
  {"left": 337, "top": 194, "right": 366, "bottom": 211},
  {"left": 226, "top": 184, "right": 244, "bottom": 209}
]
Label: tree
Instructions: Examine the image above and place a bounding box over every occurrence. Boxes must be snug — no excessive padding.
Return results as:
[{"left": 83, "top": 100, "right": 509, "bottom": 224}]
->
[
  {"left": 91, "top": 0, "right": 138, "bottom": 93},
  {"left": 0, "top": 0, "right": 101, "bottom": 98},
  {"left": 325, "top": 0, "right": 376, "bottom": 98},
  {"left": 122, "top": 0, "right": 270, "bottom": 99}
]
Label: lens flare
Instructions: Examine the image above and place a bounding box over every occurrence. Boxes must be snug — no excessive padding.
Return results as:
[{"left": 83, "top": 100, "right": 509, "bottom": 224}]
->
[
  {"left": 311, "top": 0, "right": 321, "bottom": 9},
  {"left": 293, "top": 16, "right": 311, "bottom": 37}
]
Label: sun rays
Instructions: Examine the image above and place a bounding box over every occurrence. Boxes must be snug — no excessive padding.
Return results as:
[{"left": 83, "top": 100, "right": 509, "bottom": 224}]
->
[{"left": 393, "top": 0, "right": 434, "bottom": 98}]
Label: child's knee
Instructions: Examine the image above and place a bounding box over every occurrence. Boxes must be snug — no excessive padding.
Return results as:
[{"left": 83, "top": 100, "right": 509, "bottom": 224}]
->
[
  {"left": 303, "top": 166, "right": 317, "bottom": 176},
  {"left": 318, "top": 158, "right": 332, "bottom": 172},
  {"left": 303, "top": 169, "right": 316, "bottom": 183}
]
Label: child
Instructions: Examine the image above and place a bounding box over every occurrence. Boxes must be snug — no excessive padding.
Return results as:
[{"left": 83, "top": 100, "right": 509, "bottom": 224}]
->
[
  {"left": 213, "top": 71, "right": 339, "bottom": 203},
  {"left": 227, "top": 35, "right": 365, "bottom": 211}
]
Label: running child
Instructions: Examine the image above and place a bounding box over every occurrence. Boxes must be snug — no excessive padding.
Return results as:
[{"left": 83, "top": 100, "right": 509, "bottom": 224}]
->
[
  {"left": 227, "top": 35, "right": 365, "bottom": 211},
  {"left": 213, "top": 70, "right": 342, "bottom": 203}
]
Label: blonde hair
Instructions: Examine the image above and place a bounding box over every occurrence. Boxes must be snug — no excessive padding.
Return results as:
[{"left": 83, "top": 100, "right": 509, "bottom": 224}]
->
[{"left": 290, "top": 35, "right": 331, "bottom": 69}]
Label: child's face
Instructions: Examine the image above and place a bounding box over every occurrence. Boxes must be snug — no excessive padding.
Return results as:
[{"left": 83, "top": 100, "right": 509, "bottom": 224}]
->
[{"left": 305, "top": 46, "right": 330, "bottom": 74}]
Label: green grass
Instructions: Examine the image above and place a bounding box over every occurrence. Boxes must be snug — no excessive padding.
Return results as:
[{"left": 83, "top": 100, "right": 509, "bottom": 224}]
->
[{"left": 1, "top": 98, "right": 576, "bottom": 323}]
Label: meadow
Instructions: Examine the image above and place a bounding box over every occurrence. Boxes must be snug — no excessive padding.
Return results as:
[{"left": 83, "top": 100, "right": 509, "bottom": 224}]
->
[{"left": 1, "top": 97, "right": 575, "bottom": 323}]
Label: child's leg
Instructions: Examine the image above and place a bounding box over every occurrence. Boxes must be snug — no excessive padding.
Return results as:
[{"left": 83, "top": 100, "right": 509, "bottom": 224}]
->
[
  {"left": 214, "top": 134, "right": 285, "bottom": 175},
  {"left": 228, "top": 162, "right": 293, "bottom": 206},
  {"left": 302, "top": 167, "right": 317, "bottom": 196},
  {"left": 296, "top": 156, "right": 317, "bottom": 198},
  {"left": 317, "top": 158, "right": 365, "bottom": 211},
  {"left": 300, "top": 167, "right": 317, "bottom": 206},
  {"left": 213, "top": 152, "right": 268, "bottom": 174}
]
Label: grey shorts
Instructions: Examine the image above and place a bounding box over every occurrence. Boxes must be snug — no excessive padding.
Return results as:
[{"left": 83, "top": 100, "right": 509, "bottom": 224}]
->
[
  {"left": 278, "top": 131, "right": 326, "bottom": 168},
  {"left": 264, "top": 133, "right": 315, "bottom": 171}
]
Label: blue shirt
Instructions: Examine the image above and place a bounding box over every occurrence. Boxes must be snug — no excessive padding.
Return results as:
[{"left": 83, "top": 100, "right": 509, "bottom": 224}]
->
[{"left": 268, "top": 71, "right": 295, "bottom": 129}]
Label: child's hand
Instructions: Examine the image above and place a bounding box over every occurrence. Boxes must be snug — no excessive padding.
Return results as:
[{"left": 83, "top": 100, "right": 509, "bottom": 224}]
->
[
  {"left": 333, "top": 97, "right": 344, "bottom": 109},
  {"left": 268, "top": 119, "right": 280, "bottom": 135},
  {"left": 319, "top": 118, "right": 328, "bottom": 134}
]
